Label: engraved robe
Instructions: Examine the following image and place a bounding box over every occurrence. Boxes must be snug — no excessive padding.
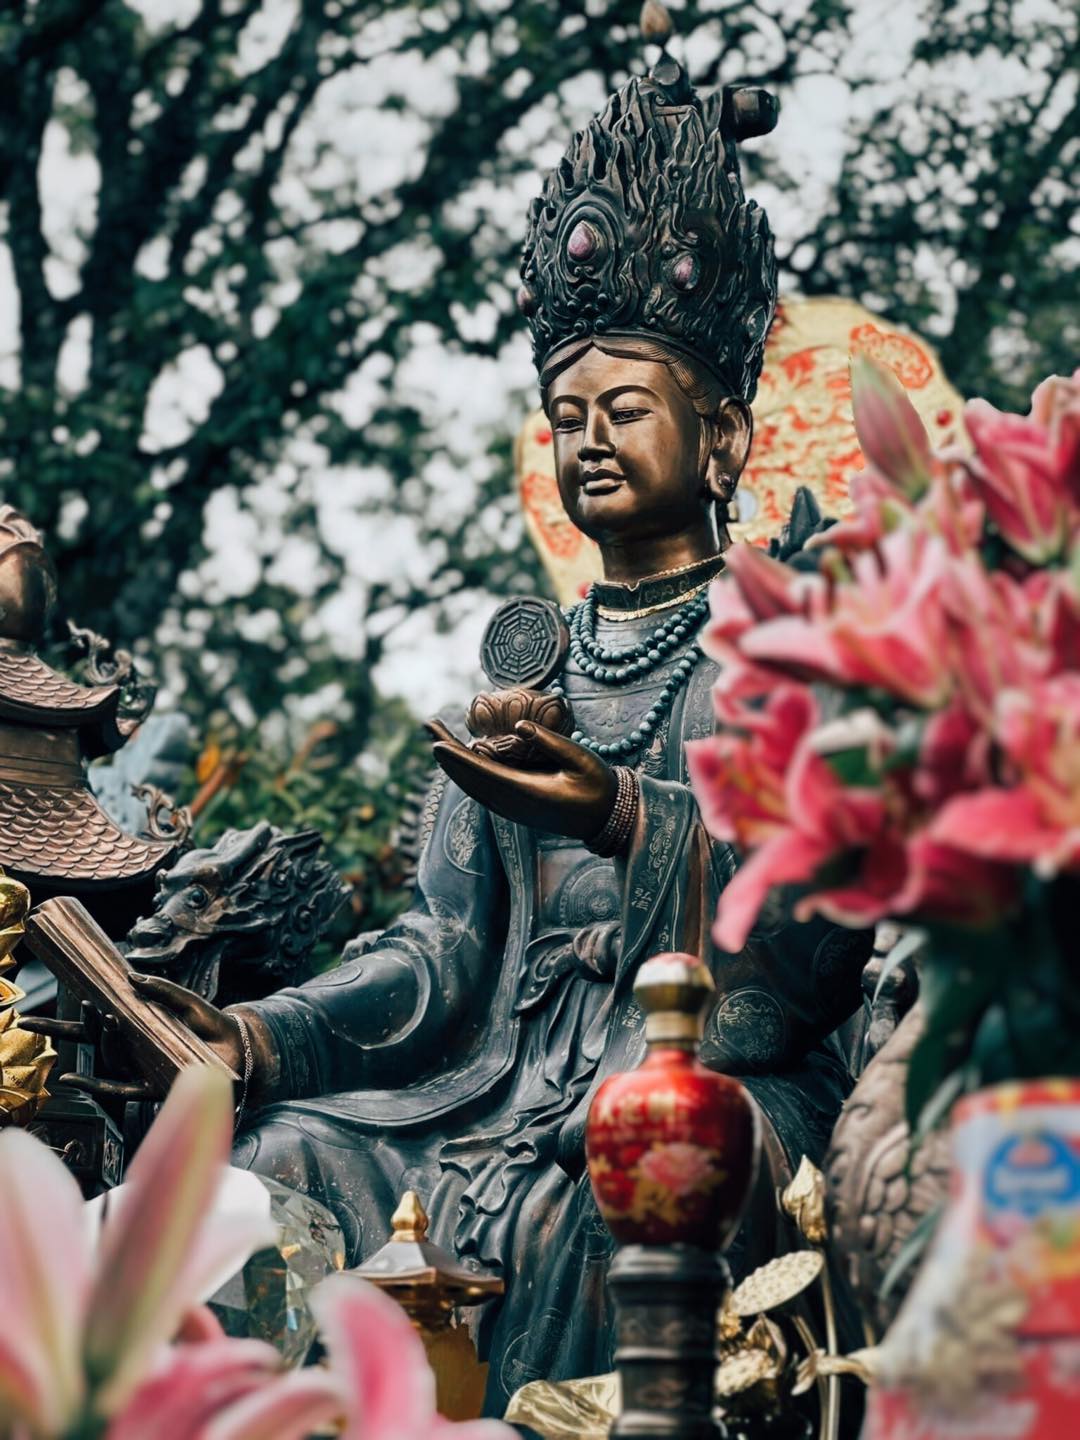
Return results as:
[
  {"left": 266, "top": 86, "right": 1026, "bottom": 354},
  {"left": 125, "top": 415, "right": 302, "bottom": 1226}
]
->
[{"left": 234, "top": 614, "right": 869, "bottom": 1412}]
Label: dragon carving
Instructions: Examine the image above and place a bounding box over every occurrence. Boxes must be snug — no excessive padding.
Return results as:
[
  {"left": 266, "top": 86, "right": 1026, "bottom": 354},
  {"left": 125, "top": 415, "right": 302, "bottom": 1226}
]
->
[{"left": 123, "top": 821, "right": 350, "bottom": 1008}]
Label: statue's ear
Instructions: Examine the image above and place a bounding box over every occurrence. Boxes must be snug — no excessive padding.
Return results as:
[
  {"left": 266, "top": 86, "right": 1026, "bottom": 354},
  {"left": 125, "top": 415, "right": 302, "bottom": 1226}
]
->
[{"left": 704, "top": 396, "right": 753, "bottom": 508}]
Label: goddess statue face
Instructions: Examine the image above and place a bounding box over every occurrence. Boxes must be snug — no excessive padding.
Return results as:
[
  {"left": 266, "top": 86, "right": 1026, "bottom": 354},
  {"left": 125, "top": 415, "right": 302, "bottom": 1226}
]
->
[{"left": 545, "top": 344, "right": 750, "bottom": 551}]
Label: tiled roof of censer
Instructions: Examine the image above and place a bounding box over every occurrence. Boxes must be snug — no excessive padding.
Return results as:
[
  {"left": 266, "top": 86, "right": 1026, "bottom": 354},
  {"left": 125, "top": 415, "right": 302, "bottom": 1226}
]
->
[
  {"left": 0, "top": 649, "right": 124, "bottom": 756},
  {"left": 0, "top": 781, "right": 174, "bottom": 886},
  {"left": 0, "top": 649, "right": 117, "bottom": 714}
]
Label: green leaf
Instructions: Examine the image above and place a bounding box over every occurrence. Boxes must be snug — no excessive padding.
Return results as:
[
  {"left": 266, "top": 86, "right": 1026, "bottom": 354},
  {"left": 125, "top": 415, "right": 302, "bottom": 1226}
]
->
[{"left": 880, "top": 1202, "right": 943, "bottom": 1301}]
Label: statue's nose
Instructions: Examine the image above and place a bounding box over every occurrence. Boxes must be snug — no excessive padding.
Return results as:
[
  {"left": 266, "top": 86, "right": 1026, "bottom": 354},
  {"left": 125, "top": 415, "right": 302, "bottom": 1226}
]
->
[{"left": 580, "top": 411, "right": 615, "bottom": 457}]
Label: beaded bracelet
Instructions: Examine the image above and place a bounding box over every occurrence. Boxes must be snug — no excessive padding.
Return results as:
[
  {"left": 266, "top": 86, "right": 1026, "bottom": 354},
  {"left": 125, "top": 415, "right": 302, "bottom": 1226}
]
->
[
  {"left": 587, "top": 766, "right": 640, "bottom": 857},
  {"left": 231, "top": 1010, "right": 255, "bottom": 1124}
]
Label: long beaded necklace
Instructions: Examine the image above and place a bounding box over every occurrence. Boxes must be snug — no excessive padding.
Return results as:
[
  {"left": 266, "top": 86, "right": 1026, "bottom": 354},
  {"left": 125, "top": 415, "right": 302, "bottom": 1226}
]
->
[{"left": 551, "top": 587, "right": 710, "bottom": 760}]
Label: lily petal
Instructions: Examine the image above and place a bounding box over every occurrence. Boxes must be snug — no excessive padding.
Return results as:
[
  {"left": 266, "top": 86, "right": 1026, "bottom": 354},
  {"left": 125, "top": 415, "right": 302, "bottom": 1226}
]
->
[
  {"left": 106, "top": 1338, "right": 282, "bottom": 1440},
  {"left": 713, "top": 830, "right": 833, "bottom": 954},
  {"left": 201, "top": 1368, "right": 348, "bottom": 1440},
  {"left": 86, "top": 1066, "right": 238, "bottom": 1412},
  {"left": 310, "top": 1274, "right": 436, "bottom": 1440},
  {"left": 0, "top": 1129, "right": 90, "bottom": 1433},
  {"left": 851, "top": 354, "right": 932, "bottom": 496}
]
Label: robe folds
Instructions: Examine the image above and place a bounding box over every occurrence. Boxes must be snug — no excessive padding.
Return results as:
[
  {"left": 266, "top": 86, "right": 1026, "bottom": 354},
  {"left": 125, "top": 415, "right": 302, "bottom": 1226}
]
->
[{"left": 234, "top": 636, "right": 871, "bottom": 1413}]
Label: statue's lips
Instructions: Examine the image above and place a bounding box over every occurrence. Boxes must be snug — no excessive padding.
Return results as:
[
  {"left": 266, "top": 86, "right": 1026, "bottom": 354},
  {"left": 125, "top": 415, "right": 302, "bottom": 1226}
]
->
[{"left": 580, "top": 471, "right": 624, "bottom": 495}]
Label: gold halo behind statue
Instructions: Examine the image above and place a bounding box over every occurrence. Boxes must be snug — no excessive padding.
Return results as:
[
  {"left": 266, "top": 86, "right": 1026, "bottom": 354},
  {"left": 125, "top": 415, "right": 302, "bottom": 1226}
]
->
[{"left": 515, "top": 297, "right": 965, "bottom": 606}]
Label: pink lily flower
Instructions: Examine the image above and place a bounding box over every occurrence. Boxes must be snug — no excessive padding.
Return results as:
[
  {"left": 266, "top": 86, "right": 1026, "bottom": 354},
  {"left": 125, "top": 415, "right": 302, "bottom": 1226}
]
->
[
  {"left": 699, "top": 551, "right": 824, "bottom": 718},
  {"left": 737, "top": 527, "right": 956, "bottom": 709},
  {"left": 1032, "top": 368, "right": 1080, "bottom": 496},
  {"left": 938, "top": 556, "right": 1049, "bottom": 721},
  {"left": 0, "top": 1062, "right": 520, "bottom": 1440},
  {"left": 0, "top": 1066, "right": 340, "bottom": 1439},
  {"left": 931, "top": 676, "right": 1080, "bottom": 876},
  {"left": 963, "top": 370, "right": 1080, "bottom": 564},
  {"left": 688, "top": 686, "right": 892, "bottom": 952}
]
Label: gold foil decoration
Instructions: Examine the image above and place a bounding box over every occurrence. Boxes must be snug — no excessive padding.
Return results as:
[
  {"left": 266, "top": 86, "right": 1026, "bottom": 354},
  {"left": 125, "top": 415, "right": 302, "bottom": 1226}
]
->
[
  {"left": 0, "top": 870, "right": 31, "bottom": 975},
  {"left": 0, "top": 874, "right": 55, "bottom": 1126},
  {"left": 514, "top": 296, "right": 965, "bottom": 606},
  {"left": 0, "top": 978, "right": 56, "bottom": 1126},
  {"left": 504, "top": 1373, "right": 620, "bottom": 1439}
]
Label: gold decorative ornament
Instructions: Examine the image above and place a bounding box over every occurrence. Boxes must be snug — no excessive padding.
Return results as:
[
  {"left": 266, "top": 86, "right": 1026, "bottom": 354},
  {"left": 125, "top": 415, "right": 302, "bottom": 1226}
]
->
[
  {"left": 730, "top": 1248, "right": 825, "bottom": 1316},
  {"left": 0, "top": 872, "right": 56, "bottom": 1126},
  {"left": 0, "top": 870, "right": 31, "bottom": 975},
  {"left": 781, "top": 1154, "right": 829, "bottom": 1246},
  {"left": 504, "top": 1373, "right": 620, "bottom": 1439},
  {"left": 351, "top": 1191, "right": 504, "bottom": 1422}
]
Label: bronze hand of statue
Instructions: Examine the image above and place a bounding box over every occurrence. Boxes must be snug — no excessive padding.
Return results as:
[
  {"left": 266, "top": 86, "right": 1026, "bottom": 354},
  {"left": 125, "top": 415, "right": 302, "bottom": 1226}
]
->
[
  {"left": 427, "top": 716, "right": 618, "bottom": 842},
  {"left": 24, "top": 974, "right": 253, "bottom": 1103}
]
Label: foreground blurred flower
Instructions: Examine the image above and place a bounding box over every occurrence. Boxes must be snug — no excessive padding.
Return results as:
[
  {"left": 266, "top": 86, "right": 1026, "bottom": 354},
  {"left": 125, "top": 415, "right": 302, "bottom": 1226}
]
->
[
  {"left": 0, "top": 1063, "right": 518, "bottom": 1440},
  {"left": 931, "top": 675, "right": 1080, "bottom": 877},
  {"left": 311, "top": 1275, "right": 510, "bottom": 1440},
  {"left": 690, "top": 359, "right": 1080, "bottom": 1126},
  {"left": 0, "top": 1066, "right": 343, "bottom": 1440},
  {"left": 850, "top": 353, "right": 933, "bottom": 498},
  {"left": 734, "top": 527, "right": 956, "bottom": 709}
]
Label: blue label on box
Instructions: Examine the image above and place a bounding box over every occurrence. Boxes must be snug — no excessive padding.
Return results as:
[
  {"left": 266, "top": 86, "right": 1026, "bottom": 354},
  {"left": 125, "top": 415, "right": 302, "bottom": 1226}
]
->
[{"left": 985, "top": 1131, "right": 1080, "bottom": 1218}]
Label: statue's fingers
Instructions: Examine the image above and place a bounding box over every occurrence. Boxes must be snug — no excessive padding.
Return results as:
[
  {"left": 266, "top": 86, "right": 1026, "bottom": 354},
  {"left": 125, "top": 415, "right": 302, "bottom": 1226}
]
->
[
  {"left": 424, "top": 718, "right": 458, "bottom": 746},
  {"left": 514, "top": 720, "right": 592, "bottom": 769},
  {"left": 130, "top": 972, "right": 213, "bottom": 1030},
  {"left": 432, "top": 741, "right": 552, "bottom": 813},
  {"left": 56, "top": 1072, "right": 160, "bottom": 1103},
  {"left": 17, "top": 1016, "right": 88, "bottom": 1042},
  {"left": 430, "top": 739, "right": 505, "bottom": 789}
]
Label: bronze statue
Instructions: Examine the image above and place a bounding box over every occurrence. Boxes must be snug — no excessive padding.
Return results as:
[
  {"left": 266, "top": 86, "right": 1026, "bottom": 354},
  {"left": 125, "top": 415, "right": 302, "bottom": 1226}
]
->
[{"left": 52, "top": 16, "right": 872, "bottom": 1411}]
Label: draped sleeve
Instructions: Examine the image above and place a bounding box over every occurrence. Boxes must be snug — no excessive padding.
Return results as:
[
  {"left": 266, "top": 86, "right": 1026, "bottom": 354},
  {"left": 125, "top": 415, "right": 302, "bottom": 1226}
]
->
[{"left": 242, "top": 774, "right": 508, "bottom": 1102}]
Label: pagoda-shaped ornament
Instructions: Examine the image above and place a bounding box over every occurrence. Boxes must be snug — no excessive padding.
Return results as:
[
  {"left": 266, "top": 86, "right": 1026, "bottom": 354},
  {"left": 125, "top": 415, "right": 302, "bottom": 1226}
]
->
[
  {"left": 351, "top": 1190, "right": 504, "bottom": 1421},
  {"left": 0, "top": 506, "right": 176, "bottom": 915}
]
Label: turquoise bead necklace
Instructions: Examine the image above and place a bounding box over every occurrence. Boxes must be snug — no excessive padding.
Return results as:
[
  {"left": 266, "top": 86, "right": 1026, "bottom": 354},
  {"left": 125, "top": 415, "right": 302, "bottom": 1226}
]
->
[{"left": 551, "top": 587, "right": 710, "bottom": 759}]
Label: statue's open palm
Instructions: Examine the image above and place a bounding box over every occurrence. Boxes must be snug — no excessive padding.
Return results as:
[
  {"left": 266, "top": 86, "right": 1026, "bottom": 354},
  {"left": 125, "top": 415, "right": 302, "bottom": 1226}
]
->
[{"left": 427, "top": 718, "right": 617, "bottom": 842}]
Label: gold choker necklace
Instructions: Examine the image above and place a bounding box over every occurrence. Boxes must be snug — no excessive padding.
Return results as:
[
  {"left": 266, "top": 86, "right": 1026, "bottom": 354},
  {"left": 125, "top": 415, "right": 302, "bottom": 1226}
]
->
[
  {"left": 591, "top": 554, "right": 725, "bottom": 621},
  {"left": 597, "top": 578, "right": 715, "bottom": 622}
]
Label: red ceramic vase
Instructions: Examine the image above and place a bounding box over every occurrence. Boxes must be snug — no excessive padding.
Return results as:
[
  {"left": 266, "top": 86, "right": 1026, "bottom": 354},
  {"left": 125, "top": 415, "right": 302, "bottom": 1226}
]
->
[{"left": 586, "top": 953, "right": 759, "bottom": 1249}]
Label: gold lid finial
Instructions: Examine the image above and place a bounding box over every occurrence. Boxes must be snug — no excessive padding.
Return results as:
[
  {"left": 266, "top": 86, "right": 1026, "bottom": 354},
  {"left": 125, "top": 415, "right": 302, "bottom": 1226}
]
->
[
  {"left": 640, "top": 1, "right": 674, "bottom": 47},
  {"left": 391, "top": 1190, "right": 430, "bottom": 1244}
]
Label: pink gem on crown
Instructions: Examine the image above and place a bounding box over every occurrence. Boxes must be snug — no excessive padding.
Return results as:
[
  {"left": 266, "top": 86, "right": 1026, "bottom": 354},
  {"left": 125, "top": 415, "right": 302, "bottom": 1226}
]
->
[{"left": 567, "top": 221, "right": 598, "bottom": 261}]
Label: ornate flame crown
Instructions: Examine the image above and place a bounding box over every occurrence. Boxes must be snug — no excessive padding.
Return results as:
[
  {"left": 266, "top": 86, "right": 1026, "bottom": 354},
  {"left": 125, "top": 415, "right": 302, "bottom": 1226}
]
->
[{"left": 519, "top": 44, "right": 778, "bottom": 400}]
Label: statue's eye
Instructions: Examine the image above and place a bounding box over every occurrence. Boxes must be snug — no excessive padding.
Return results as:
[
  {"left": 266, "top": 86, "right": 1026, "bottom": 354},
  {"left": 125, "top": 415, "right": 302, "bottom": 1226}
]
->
[{"left": 188, "top": 886, "right": 209, "bottom": 910}]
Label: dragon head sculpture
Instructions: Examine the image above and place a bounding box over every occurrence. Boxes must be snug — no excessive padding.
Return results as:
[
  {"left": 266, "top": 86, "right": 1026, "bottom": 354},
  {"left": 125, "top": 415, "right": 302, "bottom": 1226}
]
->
[{"left": 123, "top": 821, "right": 350, "bottom": 1006}]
